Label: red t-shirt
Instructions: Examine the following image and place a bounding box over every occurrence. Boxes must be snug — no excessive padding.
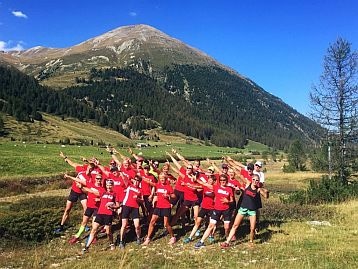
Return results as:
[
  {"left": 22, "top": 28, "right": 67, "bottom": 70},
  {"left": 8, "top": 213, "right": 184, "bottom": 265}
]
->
[
  {"left": 182, "top": 176, "right": 200, "bottom": 202},
  {"left": 97, "top": 190, "right": 118, "bottom": 215},
  {"left": 122, "top": 184, "right": 142, "bottom": 208},
  {"left": 140, "top": 171, "right": 157, "bottom": 196},
  {"left": 155, "top": 182, "right": 174, "bottom": 209},
  {"left": 107, "top": 173, "right": 125, "bottom": 202},
  {"left": 71, "top": 170, "right": 91, "bottom": 194},
  {"left": 174, "top": 167, "right": 186, "bottom": 192},
  {"left": 87, "top": 183, "right": 105, "bottom": 209},
  {"left": 120, "top": 166, "right": 136, "bottom": 181},
  {"left": 201, "top": 185, "right": 215, "bottom": 210},
  {"left": 241, "top": 169, "right": 253, "bottom": 183},
  {"left": 213, "top": 185, "right": 233, "bottom": 211}
]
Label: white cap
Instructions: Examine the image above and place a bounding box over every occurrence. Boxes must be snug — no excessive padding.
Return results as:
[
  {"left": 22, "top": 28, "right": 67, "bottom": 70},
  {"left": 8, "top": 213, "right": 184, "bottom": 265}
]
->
[{"left": 255, "top": 161, "right": 263, "bottom": 167}]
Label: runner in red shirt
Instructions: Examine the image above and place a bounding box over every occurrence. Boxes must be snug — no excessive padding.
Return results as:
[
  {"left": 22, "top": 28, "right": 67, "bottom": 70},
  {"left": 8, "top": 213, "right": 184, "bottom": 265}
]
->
[
  {"left": 194, "top": 174, "right": 234, "bottom": 249},
  {"left": 183, "top": 174, "right": 216, "bottom": 243},
  {"left": 142, "top": 173, "right": 176, "bottom": 245},
  {"left": 82, "top": 179, "right": 120, "bottom": 253},
  {"left": 54, "top": 153, "right": 95, "bottom": 234},
  {"left": 140, "top": 163, "right": 157, "bottom": 222},
  {"left": 170, "top": 164, "right": 201, "bottom": 227},
  {"left": 67, "top": 174, "right": 105, "bottom": 244},
  {"left": 118, "top": 175, "right": 143, "bottom": 248}
]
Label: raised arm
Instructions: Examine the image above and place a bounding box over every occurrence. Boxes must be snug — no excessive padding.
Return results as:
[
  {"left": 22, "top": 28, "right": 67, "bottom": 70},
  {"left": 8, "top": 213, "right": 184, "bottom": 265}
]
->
[
  {"left": 64, "top": 173, "right": 86, "bottom": 186},
  {"left": 60, "top": 151, "right": 81, "bottom": 168},
  {"left": 171, "top": 148, "right": 190, "bottom": 166},
  {"left": 166, "top": 152, "right": 182, "bottom": 170},
  {"left": 206, "top": 158, "right": 221, "bottom": 173}
]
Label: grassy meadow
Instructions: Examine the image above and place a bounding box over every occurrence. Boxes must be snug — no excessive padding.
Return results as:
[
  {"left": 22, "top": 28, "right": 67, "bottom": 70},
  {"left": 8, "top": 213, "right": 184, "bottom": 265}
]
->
[{"left": 1, "top": 157, "right": 357, "bottom": 269}]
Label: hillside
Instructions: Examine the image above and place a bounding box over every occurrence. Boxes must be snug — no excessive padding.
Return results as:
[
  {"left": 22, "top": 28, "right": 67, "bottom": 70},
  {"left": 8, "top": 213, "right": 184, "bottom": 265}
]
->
[{"left": 0, "top": 24, "right": 325, "bottom": 148}]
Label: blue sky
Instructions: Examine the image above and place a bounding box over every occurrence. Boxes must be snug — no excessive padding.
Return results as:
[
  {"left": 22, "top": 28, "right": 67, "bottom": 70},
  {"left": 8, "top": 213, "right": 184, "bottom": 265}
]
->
[{"left": 0, "top": 0, "right": 357, "bottom": 115}]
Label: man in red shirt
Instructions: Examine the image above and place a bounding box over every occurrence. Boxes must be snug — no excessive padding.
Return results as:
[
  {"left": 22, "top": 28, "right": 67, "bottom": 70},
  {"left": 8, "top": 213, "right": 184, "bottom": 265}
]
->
[{"left": 194, "top": 174, "right": 234, "bottom": 249}]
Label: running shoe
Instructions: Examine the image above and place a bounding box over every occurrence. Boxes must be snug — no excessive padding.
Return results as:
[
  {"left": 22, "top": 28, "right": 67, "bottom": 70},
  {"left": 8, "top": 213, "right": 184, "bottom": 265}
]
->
[
  {"left": 195, "top": 230, "right": 201, "bottom": 237},
  {"left": 183, "top": 237, "right": 193, "bottom": 244},
  {"left": 220, "top": 242, "right": 230, "bottom": 249},
  {"left": 110, "top": 243, "right": 115, "bottom": 251},
  {"left": 194, "top": 241, "right": 205, "bottom": 249},
  {"left": 84, "top": 226, "right": 90, "bottom": 232},
  {"left": 142, "top": 237, "right": 150, "bottom": 246},
  {"left": 208, "top": 235, "right": 215, "bottom": 243},
  {"left": 136, "top": 237, "right": 142, "bottom": 245},
  {"left": 118, "top": 241, "right": 125, "bottom": 249},
  {"left": 68, "top": 236, "right": 79, "bottom": 245},
  {"left": 81, "top": 247, "right": 88, "bottom": 255},
  {"left": 168, "top": 237, "right": 176, "bottom": 245},
  {"left": 53, "top": 227, "right": 64, "bottom": 234}
]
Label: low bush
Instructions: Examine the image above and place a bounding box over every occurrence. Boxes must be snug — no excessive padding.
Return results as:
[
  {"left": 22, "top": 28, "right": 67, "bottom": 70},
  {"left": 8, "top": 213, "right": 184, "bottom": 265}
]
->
[
  {"left": 0, "top": 196, "right": 81, "bottom": 242},
  {"left": 283, "top": 175, "right": 358, "bottom": 205},
  {"left": 262, "top": 200, "right": 335, "bottom": 221}
]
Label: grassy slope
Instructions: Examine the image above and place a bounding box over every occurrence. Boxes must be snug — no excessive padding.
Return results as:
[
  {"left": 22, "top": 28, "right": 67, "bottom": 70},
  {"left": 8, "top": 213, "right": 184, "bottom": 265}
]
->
[{"left": 1, "top": 163, "right": 357, "bottom": 268}]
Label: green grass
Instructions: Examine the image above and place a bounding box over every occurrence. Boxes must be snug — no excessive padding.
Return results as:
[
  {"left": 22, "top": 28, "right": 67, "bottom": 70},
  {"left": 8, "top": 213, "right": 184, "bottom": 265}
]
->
[{"left": 0, "top": 141, "right": 265, "bottom": 180}]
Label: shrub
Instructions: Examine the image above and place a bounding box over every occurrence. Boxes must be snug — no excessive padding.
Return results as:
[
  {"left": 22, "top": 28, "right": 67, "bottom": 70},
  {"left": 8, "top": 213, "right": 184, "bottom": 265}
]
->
[
  {"left": 284, "top": 175, "right": 358, "bottom": 205},
  {"left": 0, "top": 196, "right": 81, "bottom": 242}
]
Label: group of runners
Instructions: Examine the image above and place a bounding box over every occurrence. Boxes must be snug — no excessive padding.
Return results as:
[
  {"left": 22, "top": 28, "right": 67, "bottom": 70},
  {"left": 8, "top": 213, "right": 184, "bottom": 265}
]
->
[{"left": 54, "top": 147, "right": 269, "bottom": 254}]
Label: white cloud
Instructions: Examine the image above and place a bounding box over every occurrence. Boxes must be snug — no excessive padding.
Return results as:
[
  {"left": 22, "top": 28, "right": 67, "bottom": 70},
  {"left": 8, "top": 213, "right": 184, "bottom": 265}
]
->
[
  {"left": 129, "top": 11, "right": 137, "bottom": 17},
  {"left": 12, "top": 10, "right": 28, "bottom": 19},
  {"left": 0, "top": 40, "right": 24, "bottom": 51}
]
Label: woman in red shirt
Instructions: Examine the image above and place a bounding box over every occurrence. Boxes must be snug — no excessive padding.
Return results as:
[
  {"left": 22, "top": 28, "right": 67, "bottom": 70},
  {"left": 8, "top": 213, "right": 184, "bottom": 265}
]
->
[
  {"left": 81, "top": 179, "right": 120, "bottom": 253},
  {"left": 142, "top": 173, "right": 176, "bottom": 245},
  {"left": 194, "top": 174, "right": 234, "bottom": 249}
]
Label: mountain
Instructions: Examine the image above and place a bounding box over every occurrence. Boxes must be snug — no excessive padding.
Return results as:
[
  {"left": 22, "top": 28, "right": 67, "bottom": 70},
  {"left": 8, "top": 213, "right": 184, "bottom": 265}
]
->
[{"left": 0, "top": 24, "right": 324, "bottom": 149}]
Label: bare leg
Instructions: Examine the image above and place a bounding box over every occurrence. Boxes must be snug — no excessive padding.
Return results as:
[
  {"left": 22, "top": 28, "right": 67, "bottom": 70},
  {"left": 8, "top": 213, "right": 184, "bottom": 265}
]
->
[
  {"left": 164, "top": 216, "right": 175, "bottom": 238},
  {"left": 225, "top": 213, "right": 244, "bottom": 243}
]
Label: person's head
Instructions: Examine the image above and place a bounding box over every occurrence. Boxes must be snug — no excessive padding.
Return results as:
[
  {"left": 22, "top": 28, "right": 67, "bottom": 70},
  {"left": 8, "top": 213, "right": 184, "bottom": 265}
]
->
[
  {"left": 110, "top": 159, "right": 117, "bottom": 167},
  {"left": 254, "top": 161, "right": 263, "bottom": 171},
  {"left": 158, "top": 173, "right": 167, "bottom": 184},
  {"left": 193, "top": 160, "right": 201, "bottom": 171},
  {"left": 136, "top": 157, "right": 144, "bottom": 168},
  {"left": 251, "top": 174, "right": 260, "bottom": 187},
  {"left": 153, "top": 161, "right": 159, "bottom": 168},
  {"left": 208, "top": 174, "right": 217, "bottom": 185},
  {"left": 95, "top": 174, "right": 103, "bottom": 186},
  {"left": 247, "top": 163, "right": 254, "bottom": 175},
  {"left": 208, "top": 166, "right": 215, "bottom": 174},
  {"left": 111, "top": 166, "right": 119, "bottom": 176},
  {"left": 106, "top": 179, "right": 114, "bottom": 190},
  {"left": 221, "top": 163, "right": 229, "bottom": 173},
  {"left": 162, "top": 164, "right": 169, "bottom": 174},
  {"left": 219, "top": 174, "right": 228, "bottom": 186},
  {"left": 186, "top": 165, "right": 193, "bottom": 175},
  {"left": 143, "top": 163, "right": 150, "bottom": 173},
  {"left": 228, "top": 168, "right": 235, "bottom": 178},
  {"left": 123, "top": 158, "right": 130, "bottom": 169},
  {"left": 132, "top": 175, "right": 142, "bottom": 186}
]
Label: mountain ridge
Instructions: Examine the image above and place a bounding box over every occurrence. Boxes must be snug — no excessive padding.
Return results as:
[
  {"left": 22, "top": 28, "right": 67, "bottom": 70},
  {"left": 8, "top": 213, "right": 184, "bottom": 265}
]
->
[{"left": 0, "top": 24, "right": 324, "bottom": 148}]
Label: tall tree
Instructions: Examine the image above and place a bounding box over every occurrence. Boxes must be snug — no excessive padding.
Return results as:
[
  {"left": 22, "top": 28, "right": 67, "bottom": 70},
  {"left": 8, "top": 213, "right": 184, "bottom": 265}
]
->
[
  {"left": 288, "top": 140, "right": 307, "bottom": 171},
  {"left": 310, "top": 38, "right": 358, "bottom": 182}
]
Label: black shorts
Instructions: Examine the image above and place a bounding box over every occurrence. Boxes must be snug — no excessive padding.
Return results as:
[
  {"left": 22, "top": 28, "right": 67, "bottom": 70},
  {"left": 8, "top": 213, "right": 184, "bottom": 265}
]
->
[
  {"left": 198, "top": 208, "right": 212, "bottom": 218},
  {"left": 182, "top": 200, "right": 200, "bottom": 208},
  {"left": 170, "top": 189, "right": 184, "bottom": 206},
  {"left": 122, "top": 205, "right": 140, "bottom": 219},
  {"left": 210, "top": 209, "right": 231, "bottom": 223},
  {"left": 84, "top": 207, "right": 98, "bottom": 218},
  {"left": 153, "top": 207, "right": 171, "bottom": 217},
  {"left": 68, "top": 189, "right": 87, "bottom": 203},
  {"left": 95, "top": 214, "right": 113, "bottom": 226}
]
